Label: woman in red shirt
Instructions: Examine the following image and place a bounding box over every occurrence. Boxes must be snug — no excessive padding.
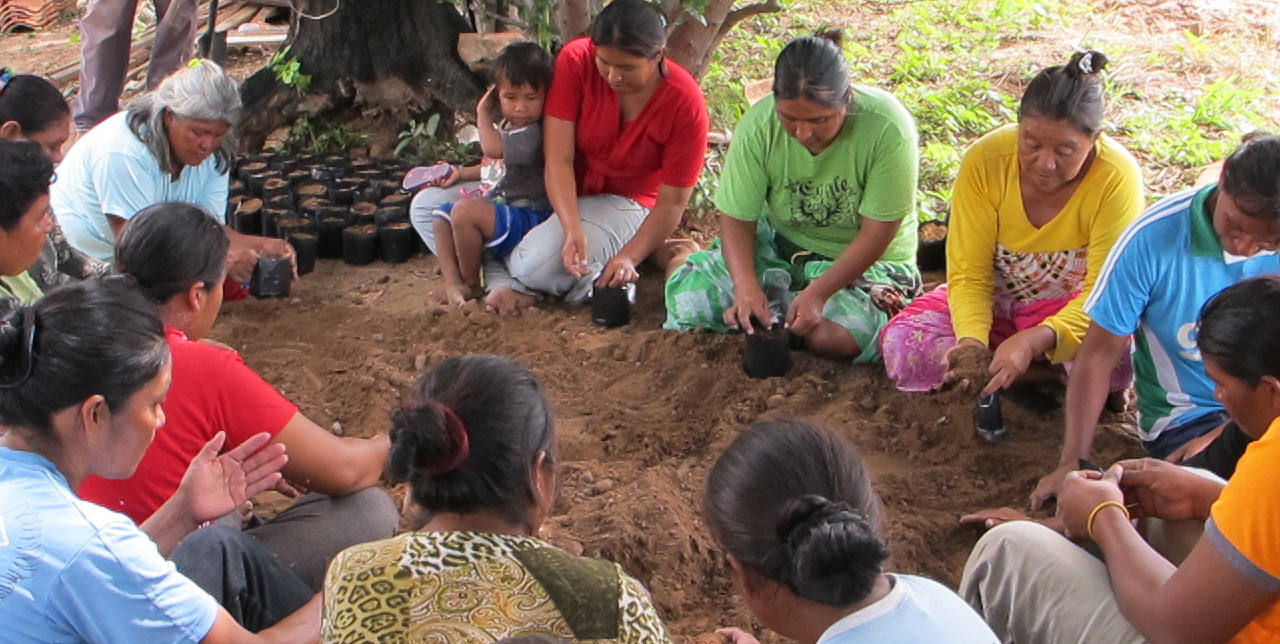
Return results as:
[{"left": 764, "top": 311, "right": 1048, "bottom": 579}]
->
[{"left": 485, "top": 0, "right": 709, "bottom": 312}]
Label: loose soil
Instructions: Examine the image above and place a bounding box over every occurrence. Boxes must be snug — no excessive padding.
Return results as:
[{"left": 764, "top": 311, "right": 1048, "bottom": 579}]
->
[
  {"left": 210, "top": 258, "right": 1142, "bottom": 642},
  {"left": 5, "top": 0, "right": 1277, "bottom": 641}
]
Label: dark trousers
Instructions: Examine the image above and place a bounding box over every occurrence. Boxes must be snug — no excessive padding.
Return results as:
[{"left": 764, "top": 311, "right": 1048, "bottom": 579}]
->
[{"left": 172, "top": 489, "right": 399, "bottom": 630}]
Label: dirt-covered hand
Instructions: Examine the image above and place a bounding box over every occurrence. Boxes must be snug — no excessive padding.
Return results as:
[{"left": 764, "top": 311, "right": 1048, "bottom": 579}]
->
[
  {"left": 942, "top": 340, "right": 990, "bottom": 391},
  {"left": 785, "top": 287, "right": 826, "bottom": 336},
  {"left": 984, "top": 332, "right": 1037, "bottom": 395},
  {"left": 1030, "top": 462, "right": 1075, "bottom": 510},
  {"left": 725, "top": 283, "right": 773, "bottom": 333}
]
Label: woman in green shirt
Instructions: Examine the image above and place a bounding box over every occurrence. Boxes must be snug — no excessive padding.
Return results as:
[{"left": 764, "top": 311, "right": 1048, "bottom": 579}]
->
[
  {"left": 0, "top": 139, "right": 55, "bottom": 306},
  {"left": 664, "top": 33, "right": 921, "bottom": 361}
]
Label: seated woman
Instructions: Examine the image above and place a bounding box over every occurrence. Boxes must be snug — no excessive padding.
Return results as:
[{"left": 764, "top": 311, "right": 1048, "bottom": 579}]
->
[
  {"left": 707, "top": 419, "right": 996, "bottom": 643},
  {"left": 0, "top": 139, "right": 54, "bottom": 306},
  {"left": 962, "top": 276, "right": 1280, "bottom": 642},
  {"left": 881, "top": 51, "right": 1142, "bottom": 394},
  {"left": 77, "top": 203, "right": 397, "bottom": 595},
  {"left": 468, "top": 0, "right": 707, "bottom": 312},
  {"left": 0, "top": 68, "right": 109, "bottom": 291},
  {"left": 664, "top": 33, "right": 921, "bottom": 360},
  {"left": 0, "top": 279, "right": 321, "bottom": 642},
  {"left": 323, "top": 354, "right": 671, "bottom": 643},
  {"left": 50, "top": 60, "right": 291, "bottom": 285}
]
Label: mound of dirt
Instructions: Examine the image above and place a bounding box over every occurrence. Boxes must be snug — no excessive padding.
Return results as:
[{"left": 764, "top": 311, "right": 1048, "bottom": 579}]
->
[{"left": 214, "top": 255, "right": 1142, "bottom": 642}]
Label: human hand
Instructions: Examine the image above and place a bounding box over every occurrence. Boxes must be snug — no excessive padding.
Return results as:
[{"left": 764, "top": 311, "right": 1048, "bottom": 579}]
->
[
  {"left": 942, "top": 339, "right": 990, "bottom": 391},
  {"left": 255, "top": 235, "right": 299, "bottom": 280},
  {"left": 785, "top": 286, "right": 827, "bottom": 336},
  {"left": 437, "top": 164, "right": 461, "bottom": 188},
  {"left": 1164, "top": 425, "right": 1223, "bottom": 464},
  {"left": 477, "top": 86, "right": 496, "bottom": 115},
  {"left": 724, "top": 283, "right": 773, "bottom": 333},
  {"left": 597, "top": 254, "right": 639, "bottom": 287},
  {"left": 1030, "top": 462, "right": 1076, "bottom": 511},
  {"left": 715, "top": 628, "right": 762, "bottom": 644},
  {"left": 1056, "top": 465, "right": 1125, "bottom": 539},
  {"left": 176, "top": 432, "right": 288, "bottom": 525},
  {"left": 225, "top": 244, "right": 257, "bottom": 285},
  {"left": 1118, "top": 458, "right": 1224, "bottom": 522},
  {"left": 960, "top": 506, "right": 1067, "bottom": 533},
  {"left": 561, "top": 228, "right": 589, "bottom": 276},
  {"left": 984, "top": 331, "right": 1038, "bottom": 395}
]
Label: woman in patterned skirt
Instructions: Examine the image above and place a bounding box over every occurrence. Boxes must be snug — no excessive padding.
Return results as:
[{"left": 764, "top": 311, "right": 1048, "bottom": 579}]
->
[
  {"left": 880, "top": 51, "right": 1142, "bottom": 394},
  {"left": 322, "top": 355, "right": 671, "bottom": 644}
]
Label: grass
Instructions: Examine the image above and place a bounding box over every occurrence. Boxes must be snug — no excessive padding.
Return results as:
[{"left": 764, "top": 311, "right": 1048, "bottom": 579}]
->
[{"left": 692, "top": 0, "right": 1280, "bottom": 223}]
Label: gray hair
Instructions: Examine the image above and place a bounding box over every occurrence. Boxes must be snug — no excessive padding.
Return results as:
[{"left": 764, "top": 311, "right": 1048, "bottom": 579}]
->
[{"left": 126, "top": 59, "right": 241, "bottom": 176}]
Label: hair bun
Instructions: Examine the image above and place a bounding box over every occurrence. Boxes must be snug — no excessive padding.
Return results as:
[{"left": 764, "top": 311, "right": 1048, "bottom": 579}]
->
[
  {"left": 1068, "top": 50, "right": 1108, "bottom": 77},
  {"left": 775, "top": 494, "right": 889, "bottom": 607},
  {"left": 814, "top": 29, "right": 844, "bottom": 48},
  {"left": 387, "top": 402, "right": 450, "bottom": 481}
]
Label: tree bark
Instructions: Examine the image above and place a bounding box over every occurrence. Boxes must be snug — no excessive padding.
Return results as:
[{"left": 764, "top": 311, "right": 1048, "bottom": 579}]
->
[
  {"left": 662, "top": 0, "right": 783, "bottom": 79},
  {"left": 239, "top": 0, "right": 485, "bottom": 152}
]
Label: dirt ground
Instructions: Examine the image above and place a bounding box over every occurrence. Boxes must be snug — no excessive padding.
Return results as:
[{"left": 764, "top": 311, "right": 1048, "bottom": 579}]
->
[{"left": 3, "top": 0, "right": 1277, "bottom": 641}]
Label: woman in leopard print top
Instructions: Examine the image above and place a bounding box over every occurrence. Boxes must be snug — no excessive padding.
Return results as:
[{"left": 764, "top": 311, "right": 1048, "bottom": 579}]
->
[{"left": 322, "top": 355, "right": 671, "bottom": 644}]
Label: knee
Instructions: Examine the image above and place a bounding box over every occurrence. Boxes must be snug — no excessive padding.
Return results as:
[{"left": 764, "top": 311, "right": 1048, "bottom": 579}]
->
[{"left": 330, "top": 488, "right": 399, "bottom": 539}]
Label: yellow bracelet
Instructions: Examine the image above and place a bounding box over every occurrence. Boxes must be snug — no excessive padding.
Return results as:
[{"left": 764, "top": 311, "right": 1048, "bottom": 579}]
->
[{"left": 1087, "top": 500, "right": 1131, "bottom": 540}]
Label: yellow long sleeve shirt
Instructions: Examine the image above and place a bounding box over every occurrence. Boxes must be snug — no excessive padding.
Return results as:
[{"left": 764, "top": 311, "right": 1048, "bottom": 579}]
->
[{"left": 946, "top": 124, "right": 1143, "bottom": 363}]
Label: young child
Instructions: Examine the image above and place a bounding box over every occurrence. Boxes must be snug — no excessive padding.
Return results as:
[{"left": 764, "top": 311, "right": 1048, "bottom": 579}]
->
[{"left": 431, "top": 41, "right": 554, "bottom": 308}]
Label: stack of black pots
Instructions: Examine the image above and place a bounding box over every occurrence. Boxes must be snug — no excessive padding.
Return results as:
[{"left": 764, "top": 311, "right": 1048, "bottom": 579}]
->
[{"left": 228, "top": 152, "right": 422, "bottom": 275}]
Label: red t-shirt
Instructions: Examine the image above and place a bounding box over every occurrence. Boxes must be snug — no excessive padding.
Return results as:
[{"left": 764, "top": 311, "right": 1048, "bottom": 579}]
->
[
  {"left": 545, "top": 37, "right": 708, "bottom": 209},
  {"left": 78, "top": 326, "right": 298, "bottom": 524}
]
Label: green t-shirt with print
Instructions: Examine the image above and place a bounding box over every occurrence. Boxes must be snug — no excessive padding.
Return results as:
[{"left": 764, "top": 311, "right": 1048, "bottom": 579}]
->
[{"left": 715, "top": 87, "right": 919, "bottom": 263}]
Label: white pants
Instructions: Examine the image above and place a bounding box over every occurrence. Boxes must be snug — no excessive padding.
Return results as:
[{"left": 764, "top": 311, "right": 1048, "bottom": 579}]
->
[{"left": 410, "top": 189, "right": 648, "bottom": 304}]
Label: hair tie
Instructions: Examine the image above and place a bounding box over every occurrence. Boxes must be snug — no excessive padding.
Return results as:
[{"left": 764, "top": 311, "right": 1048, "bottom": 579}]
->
[
  {"left": 1077, "top": 52, "right": 1095, "bottom": 75},
  {"left": 426, "top": 401, "right": 471, "bottom": 476},
  {"left": 0, "top": 68, "right": 12, "bottom": 97},
  {"left": 0, "top": 307, "right": 37, "bottom": 389}
]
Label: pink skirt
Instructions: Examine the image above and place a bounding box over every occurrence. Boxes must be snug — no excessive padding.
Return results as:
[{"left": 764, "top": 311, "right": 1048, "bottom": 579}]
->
[{"left": 880, "top": 286, "right": 1132, "bottom": 393}]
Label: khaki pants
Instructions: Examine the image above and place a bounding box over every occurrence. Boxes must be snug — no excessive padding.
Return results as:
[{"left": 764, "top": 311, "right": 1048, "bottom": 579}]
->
[
  {"left": 961, "top": 518, "right": 1204, "bottom": 644},
  {"left": 74, "top": 0, "right": 198, "bottom": 131}
]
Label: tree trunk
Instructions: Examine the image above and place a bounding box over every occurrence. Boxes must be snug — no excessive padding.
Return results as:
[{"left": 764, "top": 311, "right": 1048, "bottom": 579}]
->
[
  {"left": 663, "top": 0, "right": 783, "bottom": 79},
  {"left": 239, "top": 0, "right": 485, "bottom": 153}
]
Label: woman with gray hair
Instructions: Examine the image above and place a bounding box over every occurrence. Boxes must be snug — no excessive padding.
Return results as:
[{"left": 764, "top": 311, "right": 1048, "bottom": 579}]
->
[{"left": 52, "top": 60, "right": 291, "bottom": 283}]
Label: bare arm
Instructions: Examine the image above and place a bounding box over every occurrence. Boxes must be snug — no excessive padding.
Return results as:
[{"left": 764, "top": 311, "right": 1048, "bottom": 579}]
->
[
  {"left": 475, "top": 88, "right": 503, "bottom": 159},
  {"left": 719, "top": 214, "right": 771, "bottom": 331},
  {"left": 273, "top": 412, "right": 389, "bottom": 495},
  {"left": 786, "top": 217, "right": 900, "bottom": 337},
  {"left": 597, "top": 183, "right": 695, "bottom": 287},
  {"left": 201, "top": 594, "right": 321, "bottom": 644},
  {"left": 1031, "top": 322, "right": 1129, "bottom": 509},
  {"left": 542, "top": 115, "right": 587, "bottom": 273}
]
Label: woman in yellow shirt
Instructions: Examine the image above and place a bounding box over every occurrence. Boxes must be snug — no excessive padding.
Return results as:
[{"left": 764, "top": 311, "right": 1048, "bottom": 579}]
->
[{"left": 881, "top": 51, "right": 1142, "bottom": 394}]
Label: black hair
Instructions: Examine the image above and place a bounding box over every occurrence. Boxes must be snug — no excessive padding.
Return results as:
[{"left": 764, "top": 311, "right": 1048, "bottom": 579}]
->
[
  {"left": 590, "top": 0, "right": 666, "bottom": 60},
  {"left": 491, "top": 41, "right": 555, "bottom": 92},
  {"left": 1220, "top": 134, "right": 1280, "bottom": 222},
  {"left": 773, "top": 33, "right": 851, "bottom": 109},
  {"left": 388, "top": 354, "right": 556, "bottom": 529},
  {"left": 0, "top": 140, "right": 53, "bottom": 232},
  {"left": 114, "top": 202, "right": 229, "bottom": 303},
  {"left": 1197, "top": 276, "right": 1280, "bottom": 387},
  {"left": 0, "top": 72, "right": 69, "bottom": 136},
  {"left": 0, "top": 279, "right": 168, "bottom": 444},
  {"left": 704, "top": 419, "right": 889, "bottom": 608},
  {"left": 1018, "top": 50, "right": 1109, "bottom": 137}
]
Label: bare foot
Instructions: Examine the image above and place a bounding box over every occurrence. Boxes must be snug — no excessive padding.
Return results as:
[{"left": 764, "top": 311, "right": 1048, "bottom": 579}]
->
[
  {"left": 485, "top": 286, "right": 536, "bottom": 314},
  {"left": 651, "top": 238, "right": 700, "bottom": 279}
]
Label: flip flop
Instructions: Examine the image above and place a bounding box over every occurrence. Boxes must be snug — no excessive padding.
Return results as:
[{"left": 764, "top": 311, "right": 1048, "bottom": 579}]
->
[{"left": 402, "top": 163, "right": 454, "bottom": 192}]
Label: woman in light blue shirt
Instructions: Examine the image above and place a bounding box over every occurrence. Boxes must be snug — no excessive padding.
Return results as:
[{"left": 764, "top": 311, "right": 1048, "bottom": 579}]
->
[
  {"left": 51, "top": 60, "right": 291, "bottom": 284},
  {"left": 706, "top": 419, "right": 997, "bottom": 644}
]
